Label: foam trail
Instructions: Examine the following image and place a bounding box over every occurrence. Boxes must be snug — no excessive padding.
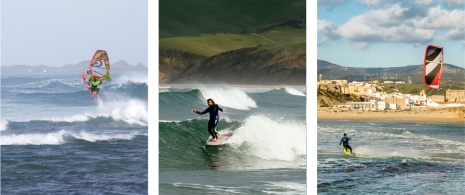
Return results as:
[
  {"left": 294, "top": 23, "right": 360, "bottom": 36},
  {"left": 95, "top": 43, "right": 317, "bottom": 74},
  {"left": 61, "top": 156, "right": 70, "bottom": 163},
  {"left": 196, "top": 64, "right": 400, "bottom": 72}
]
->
[
  {"left": 1, "top": 130, "right": 140, "bottom": 145},
  {"left": 284, "top": 87, "right": 306, "bottom": 96},
  {"left": 1, "top": 130, "right": 68, "bottom": 145},
  {"left": 227, "top": 115, "right": 306, "bottom": 161},
  {"left": 198, "top": 86, "right": 257, "bottom": 110}
]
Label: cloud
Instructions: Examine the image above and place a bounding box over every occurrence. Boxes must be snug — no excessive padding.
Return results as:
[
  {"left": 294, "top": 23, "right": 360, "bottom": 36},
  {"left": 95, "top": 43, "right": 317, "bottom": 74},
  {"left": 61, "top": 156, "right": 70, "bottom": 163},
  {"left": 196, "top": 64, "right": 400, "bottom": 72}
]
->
[
  {"left": 358, "top": 0, "right": 384, "bottom": 7},
  {"left": 441, "top": 0, "right": 465, "bottom": 8},
  {"left": 318, "top": 0, "right": 348, "bottom": 11},
  {"left": 439, "top": 28, "right": 465, "bottom": 41},
  {"left": 353, "top": 42, "right": 369, "bottom": 50},
  {"left": 317, "top": 20, "right": 341, "bottom": 45},
  {"left": 336, "top": 4, "right": 435, "bottom": 43},
  {"left": 416, "top": 0, "right": 435, "bottom": 6},
  {"left": 333, "top": 3, "right": 464, "bottom": 45},
  {"left": 413, "top": 6, "right": 465, "bottom": 29}
]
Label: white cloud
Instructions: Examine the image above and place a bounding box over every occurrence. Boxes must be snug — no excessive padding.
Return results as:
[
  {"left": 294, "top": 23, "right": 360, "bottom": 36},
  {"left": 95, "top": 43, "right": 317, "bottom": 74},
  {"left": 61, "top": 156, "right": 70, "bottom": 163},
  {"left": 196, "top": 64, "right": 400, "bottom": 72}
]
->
[
  {"left": 416, "top": 0, "right": 434, "bottom": 6},
  {"left": 336, "top": 4, "right": 435, "bottom": 43},
  {"left": 439, "top": 28, "right": 465, "bottom": 41},
  {"left": 318, "top": 0, "right": 348, "bottom": 10},
  {"left": 334, "top": 3, "right": 463, "bottom": 45},
  {"left": 353, "top": 42, "right": 369, "bottom": 50},
  {"left": 413, "top": 6, "right": 465, "bottom": 29},
  {"left": 358, "top": 0, "right": 383, "bottom": 7},
  {"left": 318, "top": 20, "right": 341, "bottom": 45},
  {"left": 441, "top": 0, "right": 465, "bottom": 8}
]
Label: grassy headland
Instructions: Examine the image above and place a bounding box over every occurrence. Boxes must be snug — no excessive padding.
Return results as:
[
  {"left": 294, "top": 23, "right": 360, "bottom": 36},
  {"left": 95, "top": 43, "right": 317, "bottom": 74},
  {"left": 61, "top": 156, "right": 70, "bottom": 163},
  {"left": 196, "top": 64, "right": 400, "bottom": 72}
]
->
[{"left": 159, "top": 0, "right": 306, "bottom": 85}]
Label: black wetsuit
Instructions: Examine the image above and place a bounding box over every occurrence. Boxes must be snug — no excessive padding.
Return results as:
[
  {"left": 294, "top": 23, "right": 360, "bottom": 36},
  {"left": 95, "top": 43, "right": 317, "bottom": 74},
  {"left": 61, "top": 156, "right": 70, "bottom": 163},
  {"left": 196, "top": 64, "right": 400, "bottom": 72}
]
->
[
  {"left": 340, "top": 136, "right": 352, "bottom": 153},
  {"left": 195, "top": 104, "right": 223, "bottom": 139}
]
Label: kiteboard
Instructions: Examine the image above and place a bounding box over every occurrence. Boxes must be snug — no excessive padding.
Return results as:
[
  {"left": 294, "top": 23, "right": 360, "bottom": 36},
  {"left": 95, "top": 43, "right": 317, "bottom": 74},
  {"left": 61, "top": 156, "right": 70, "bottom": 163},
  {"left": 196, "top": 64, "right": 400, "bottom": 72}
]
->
[
  {"left": 343, "top": 147, "right": 354, "bottom": 155},
  {"left": 206, "top": 131, "right": 233, "bottom": 146},
  {"left": 82, "top": 72, "right": 98, "bottom": 99}
]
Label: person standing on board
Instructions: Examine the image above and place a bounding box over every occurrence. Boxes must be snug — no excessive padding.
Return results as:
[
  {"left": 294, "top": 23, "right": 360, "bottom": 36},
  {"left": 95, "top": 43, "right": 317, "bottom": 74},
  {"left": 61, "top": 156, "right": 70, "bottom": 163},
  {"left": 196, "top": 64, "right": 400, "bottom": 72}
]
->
[
  {"left": 340, "top": 133, "right": 353, "bottom": 154},
  {"left": 192, "top": 98, "right": 224, "bottom": 142}
]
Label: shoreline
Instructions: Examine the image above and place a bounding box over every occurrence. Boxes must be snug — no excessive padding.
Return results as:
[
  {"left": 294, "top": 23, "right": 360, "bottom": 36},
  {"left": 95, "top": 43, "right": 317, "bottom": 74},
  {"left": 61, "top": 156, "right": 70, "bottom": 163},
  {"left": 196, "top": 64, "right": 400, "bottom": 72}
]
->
[{"left": 317, "top": 107, "right": 465, "bottom": 124}]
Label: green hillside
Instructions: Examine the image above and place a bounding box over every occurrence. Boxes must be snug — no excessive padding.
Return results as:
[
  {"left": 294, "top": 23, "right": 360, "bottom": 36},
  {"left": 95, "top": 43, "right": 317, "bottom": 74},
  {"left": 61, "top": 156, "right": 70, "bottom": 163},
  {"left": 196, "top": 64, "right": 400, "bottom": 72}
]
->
[
  {"left": 160, "top": 0, "right": 306, "bottom": 38},
  {"left": 159, "top": 28, "right": 305, "bottom": 57}
]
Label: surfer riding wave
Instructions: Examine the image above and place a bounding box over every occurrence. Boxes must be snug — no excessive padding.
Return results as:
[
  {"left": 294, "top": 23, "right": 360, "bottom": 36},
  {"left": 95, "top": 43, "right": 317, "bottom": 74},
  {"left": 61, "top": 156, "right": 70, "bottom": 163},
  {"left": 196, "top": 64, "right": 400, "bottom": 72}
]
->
[{"left": 192, "top": 98, "right": 224, "bottom": 142}]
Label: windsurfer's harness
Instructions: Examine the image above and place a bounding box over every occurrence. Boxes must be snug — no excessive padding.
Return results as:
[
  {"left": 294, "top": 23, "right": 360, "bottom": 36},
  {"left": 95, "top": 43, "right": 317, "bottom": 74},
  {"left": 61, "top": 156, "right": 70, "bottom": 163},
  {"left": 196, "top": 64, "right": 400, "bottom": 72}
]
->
[{"left": 90, "top": 78, "right": 101, "bottom": 87}]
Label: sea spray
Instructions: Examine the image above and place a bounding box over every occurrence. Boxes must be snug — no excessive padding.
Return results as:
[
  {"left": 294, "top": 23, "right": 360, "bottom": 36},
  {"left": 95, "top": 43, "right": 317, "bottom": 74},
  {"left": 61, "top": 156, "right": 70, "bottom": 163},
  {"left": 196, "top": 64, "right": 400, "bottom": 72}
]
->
[
  {"left": 198, "top": 86, "right": 257, "bottom": 110},
  {"left": 97, "top": 99, "right": 148, "bottom": 125},
  {"left": 227, "top": 115, "right": 306, "bottom": 161},
  {"left": 284, "top": 87, "right": 306, "bottom": 96},
  {"left": 111, "top": 71, "right": 148, "bottom": 87},
  {"left": 1, "top": 119, "right": 9, "bottom": 131}
]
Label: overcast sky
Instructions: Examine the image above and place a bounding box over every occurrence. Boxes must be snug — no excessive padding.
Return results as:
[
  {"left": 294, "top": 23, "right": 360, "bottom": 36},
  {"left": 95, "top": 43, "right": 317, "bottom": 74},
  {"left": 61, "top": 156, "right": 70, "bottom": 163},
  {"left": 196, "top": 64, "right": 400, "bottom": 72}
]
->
[
  {"left": 317, "top": 0, "right": 465, "bottom": 68},
  {"left": 1, "top": 0, "right": 147, "bottom": 67}
]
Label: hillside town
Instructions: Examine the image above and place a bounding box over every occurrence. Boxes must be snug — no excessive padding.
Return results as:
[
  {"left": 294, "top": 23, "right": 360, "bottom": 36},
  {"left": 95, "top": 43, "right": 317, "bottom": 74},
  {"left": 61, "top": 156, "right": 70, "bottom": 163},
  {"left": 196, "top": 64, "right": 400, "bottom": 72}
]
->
[{"left": 318, "top": 75, "right": 465, "bottom": 111}]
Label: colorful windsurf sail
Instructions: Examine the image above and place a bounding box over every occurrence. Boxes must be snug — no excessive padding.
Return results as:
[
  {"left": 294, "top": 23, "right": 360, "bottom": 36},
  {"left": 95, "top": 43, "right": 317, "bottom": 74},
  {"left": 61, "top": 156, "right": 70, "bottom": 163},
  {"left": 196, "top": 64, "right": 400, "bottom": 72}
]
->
[
  {"left": 423, "top": 45, "right": 443, "bottom": 90},
  {"left": 88, "top": 50, "right": 111, "bottom": 81}
]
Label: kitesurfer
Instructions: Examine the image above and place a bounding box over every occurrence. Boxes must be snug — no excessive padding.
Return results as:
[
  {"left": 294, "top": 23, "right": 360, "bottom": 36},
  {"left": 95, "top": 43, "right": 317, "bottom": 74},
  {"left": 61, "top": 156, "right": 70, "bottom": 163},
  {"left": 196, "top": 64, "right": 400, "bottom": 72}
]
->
[
  {"left": 192, "top": 98, "right": 224, "bottom": 142},
  {"left": 340, "top": 133, "right": 353, "bottom": 154},
  {"left": 89, "top": 76, "right": 102, "bottom": 95}
]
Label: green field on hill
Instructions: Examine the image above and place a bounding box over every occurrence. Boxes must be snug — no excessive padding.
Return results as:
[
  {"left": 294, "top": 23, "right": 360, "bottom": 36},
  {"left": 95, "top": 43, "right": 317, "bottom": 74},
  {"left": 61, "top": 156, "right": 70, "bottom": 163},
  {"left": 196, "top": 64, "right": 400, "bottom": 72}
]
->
[
  {"left": 160, "top": 0, "right": 306, "bottom": 38},
  {"left": 159, "top": 28, "right": 305, "bottom": 57}
]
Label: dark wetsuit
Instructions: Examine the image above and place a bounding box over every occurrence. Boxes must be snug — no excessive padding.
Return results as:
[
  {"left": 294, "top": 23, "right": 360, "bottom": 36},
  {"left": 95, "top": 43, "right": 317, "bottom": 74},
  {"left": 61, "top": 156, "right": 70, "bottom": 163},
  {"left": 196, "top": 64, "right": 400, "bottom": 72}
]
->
[
  {"left": 195, "top": 104, "right": 223, "bottom": 139},
  {"left": 340, "top": 136, "right": 352, "bottom": 153}
]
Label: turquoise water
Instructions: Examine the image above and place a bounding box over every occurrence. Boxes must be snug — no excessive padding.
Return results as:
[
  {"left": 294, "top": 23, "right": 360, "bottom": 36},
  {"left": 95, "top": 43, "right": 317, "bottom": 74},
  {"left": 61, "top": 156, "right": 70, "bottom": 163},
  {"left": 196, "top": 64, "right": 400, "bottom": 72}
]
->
[{"left": 318, "top": 120, "right": 465, "bottom": 194}]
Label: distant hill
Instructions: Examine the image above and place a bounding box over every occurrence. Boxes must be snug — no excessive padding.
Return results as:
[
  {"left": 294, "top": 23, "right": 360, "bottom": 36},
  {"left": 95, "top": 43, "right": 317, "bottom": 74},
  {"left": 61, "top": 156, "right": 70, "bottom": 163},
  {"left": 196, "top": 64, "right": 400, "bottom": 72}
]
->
[
  {"left": 160, "top": 0, "right": 305, "bottom": 38},
  {"left": 159, "top": 0, "right": 306, "bottom": 85},
  {"left": 317, "top": 60, "right": 465, "bottom": 83},
  {"left": 160, "top": 46, "right": 305, "bottom": 85},
  {"left": 1, "top": 60, "right": 147, "bottom": 75}
]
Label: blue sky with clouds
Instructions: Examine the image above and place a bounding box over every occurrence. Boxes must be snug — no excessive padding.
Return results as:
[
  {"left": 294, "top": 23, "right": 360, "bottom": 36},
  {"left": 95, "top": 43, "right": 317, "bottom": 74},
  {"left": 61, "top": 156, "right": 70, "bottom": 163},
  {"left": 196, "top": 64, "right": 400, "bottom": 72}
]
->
[
  {"left": 1, "top": 0, "right": 147, "bottom": 67},
  {"left": 317, "top": 0, "right": 465, "bottom": 68}
]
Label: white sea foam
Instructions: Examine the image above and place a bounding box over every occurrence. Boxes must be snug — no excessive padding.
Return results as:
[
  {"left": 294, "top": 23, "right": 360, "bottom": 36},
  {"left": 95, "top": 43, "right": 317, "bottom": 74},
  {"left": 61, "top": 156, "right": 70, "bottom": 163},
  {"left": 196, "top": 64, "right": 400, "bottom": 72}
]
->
[
  {"left": 97, "top": 99, "right": 148, "bottom": 125},
  {"left": 198, "top": 86, "right": 257, "bottom": 110},
  {"left": 111, "top": 71, "right": 148, "bottom": 86},
  {"left": 0, "top": 120, "right": 8, "bottom": 131},
  {"left": 227, "top": 115, "right": 306, "bottom": 161},
  {"left": 0, "top": 130, "right": 140, "bottom": 145},
  {"left": 27, "top": 99, "right": 148, "bottom": 126},
  {"left": 263, "top": 182, "right": 307, "bottom": 195},
  {"left": 284, "top": 87, "right": 306, "bottom": 96}
]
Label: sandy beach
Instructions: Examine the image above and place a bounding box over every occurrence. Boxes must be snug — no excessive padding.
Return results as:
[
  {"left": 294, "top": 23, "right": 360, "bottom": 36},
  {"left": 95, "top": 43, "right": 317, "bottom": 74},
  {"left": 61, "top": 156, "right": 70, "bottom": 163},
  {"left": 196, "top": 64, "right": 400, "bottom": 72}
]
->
[{"left": 318, "top": 107, "right": 465, "bottom": 124}]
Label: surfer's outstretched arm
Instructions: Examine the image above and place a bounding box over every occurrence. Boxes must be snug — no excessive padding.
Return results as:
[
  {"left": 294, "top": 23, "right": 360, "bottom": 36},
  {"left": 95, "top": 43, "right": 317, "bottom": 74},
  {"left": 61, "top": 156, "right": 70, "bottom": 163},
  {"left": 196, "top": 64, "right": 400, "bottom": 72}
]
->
[{"left": 192, "top": 108, "right": 209, "bottom": 115}]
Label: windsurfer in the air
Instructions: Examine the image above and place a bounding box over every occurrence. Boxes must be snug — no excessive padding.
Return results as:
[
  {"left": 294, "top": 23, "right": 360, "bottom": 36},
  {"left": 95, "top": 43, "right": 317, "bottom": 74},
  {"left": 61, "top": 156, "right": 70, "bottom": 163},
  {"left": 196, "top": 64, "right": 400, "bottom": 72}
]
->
[
  {"left": 340, "top": 133, "right": 353, "bottom": 154},
  {"left": 192, "top": 98, "right": 224, "bottom": 142},
  {"left": 89, "top": 76, "right": 102, "bottom": 95}
]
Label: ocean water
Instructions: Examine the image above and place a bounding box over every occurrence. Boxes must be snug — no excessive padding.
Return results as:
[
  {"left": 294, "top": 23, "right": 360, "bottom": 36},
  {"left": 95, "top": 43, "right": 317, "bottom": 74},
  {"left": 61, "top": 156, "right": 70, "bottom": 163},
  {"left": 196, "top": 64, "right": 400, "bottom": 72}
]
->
[
  {"left": 318, "top": 120, "right": 465, "bottom": 194},
  {"left": 159, "top": 86, "right": 307, "bottom": 194},
  {"left": 1, "top": 72, "right": 148, "bottom": 194}
]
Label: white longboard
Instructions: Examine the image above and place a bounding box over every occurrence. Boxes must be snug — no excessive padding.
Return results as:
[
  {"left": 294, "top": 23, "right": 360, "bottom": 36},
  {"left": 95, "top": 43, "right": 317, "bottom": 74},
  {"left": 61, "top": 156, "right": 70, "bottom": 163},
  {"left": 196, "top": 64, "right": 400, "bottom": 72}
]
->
[{"left": 206, "top": 131, "right": 233, "bottom": 146}]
